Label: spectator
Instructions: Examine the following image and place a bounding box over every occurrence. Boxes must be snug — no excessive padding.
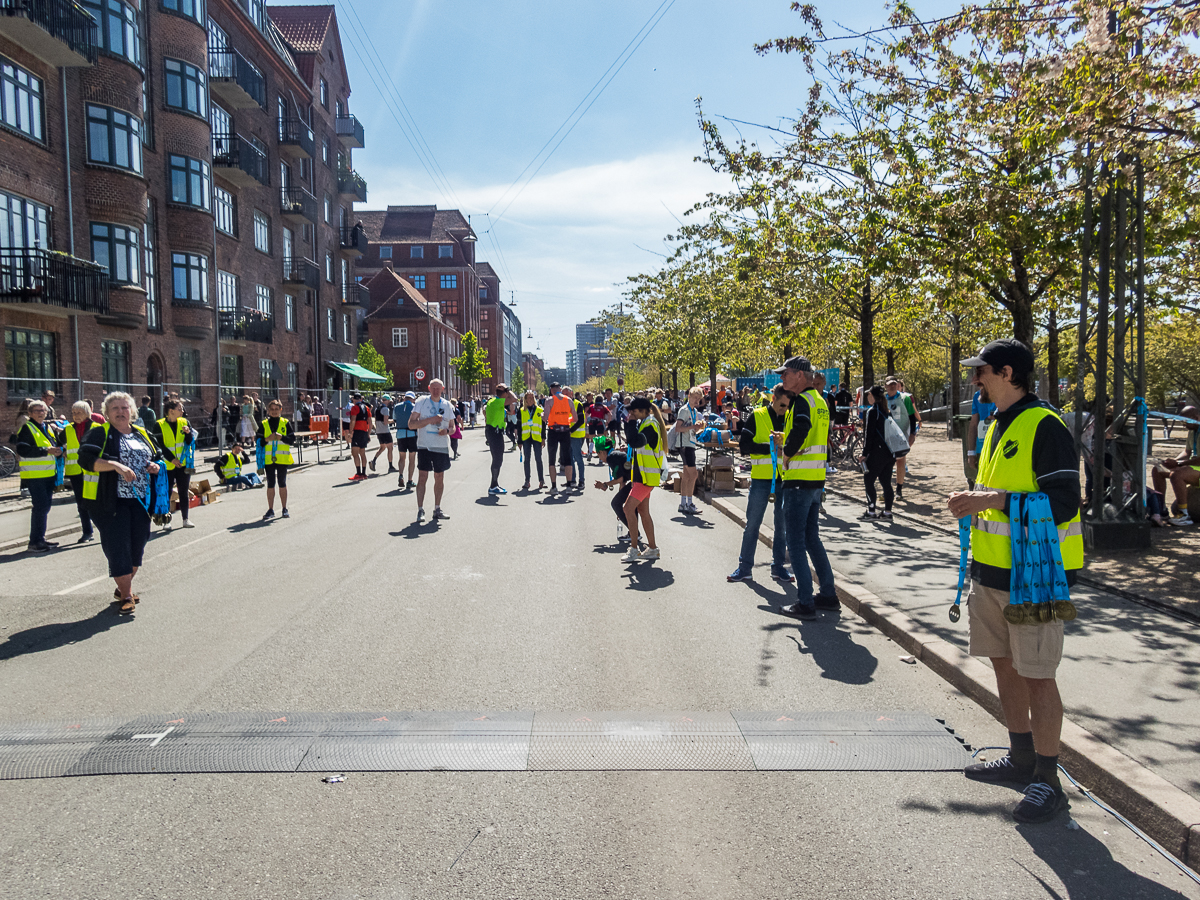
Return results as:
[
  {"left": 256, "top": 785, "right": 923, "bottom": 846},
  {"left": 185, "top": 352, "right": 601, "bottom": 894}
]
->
[
  {"left": 15, "top": 399, "right": 64, "bottom": 552},
  {"left": 1152, "top": 405, "right": 1200, "bottom": 524},
  {"left": 41, "top": 389, "right": 57, "bottom": 420},
  {"left": 137, "top": 395, "right": 157, "bottom": 431},
  {"left": 58, "top": 400, "right": 97, "bottom": 544},
  {"left": 79, "top": 392, "right": 164, "bottom": 614},
  {"left": 215, "top": 441, "right": 261, "bottom": 491},
  {"left": 885, "top": 377, "right": 919, "bottom": 500},
  {"left": 966, "top": 389, "right": 997, "bottom": 487},
  {"left": 860, "top": 386, "right": 896, "bottom": 519},
  {"left": 832, "top": 383, "right": 853, "bottom": 427}
]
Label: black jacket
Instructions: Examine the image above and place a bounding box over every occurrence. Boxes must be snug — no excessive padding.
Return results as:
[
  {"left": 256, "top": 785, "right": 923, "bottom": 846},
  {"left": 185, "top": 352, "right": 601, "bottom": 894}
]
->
[{"left": 78, "top": 424, "right": 164, "bottom": 512}]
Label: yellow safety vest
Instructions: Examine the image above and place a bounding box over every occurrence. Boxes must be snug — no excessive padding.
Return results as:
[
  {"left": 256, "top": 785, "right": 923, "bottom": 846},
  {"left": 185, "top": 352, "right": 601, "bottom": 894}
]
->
[
  {"left": 220, "top": 453, "right": 242, "bottom": 480},
  {"left": 748, "top": 406, "right": 776, "bottom": 481},
  {"left": 81, "top": 423, "right": 157, "bottom": 500},
  {"left": 972, "top": 404, "right": 1084, "bottom": 571},
  {"left": 520, "top": 406, "right": 543, "bottom": 443},
  {"left": 63, "top": 423, "right": 84, "bottom": 477},
  {"left": 570, "top": 401, "right": 586, "bottom": 439},
  {"left": 157, "top": 416, "right": 190, "bottom": 471},
  {"left": 19, "top": 422, "right": 57, "bottom": 480},
  {"left": 781, "top": 389, "right": 829, "bottom": 482},
  {"left": 633, "top": 417, "right": 665, "bottom": 486},
  {"left": 261, "top": 417, "right": 294, "bottom": 466}
]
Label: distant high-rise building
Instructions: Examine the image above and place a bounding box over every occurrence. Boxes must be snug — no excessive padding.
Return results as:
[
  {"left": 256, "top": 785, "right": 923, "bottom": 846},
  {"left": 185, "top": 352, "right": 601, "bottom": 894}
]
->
[
  {"left": 545, "top": 367, "right": 568, "bottom": 386},
  {"left": 565, "top": 350, "right": 578, "bottom": 386},
  {"left": 575, "top": 320, "right": 617, "bottom": 381}
]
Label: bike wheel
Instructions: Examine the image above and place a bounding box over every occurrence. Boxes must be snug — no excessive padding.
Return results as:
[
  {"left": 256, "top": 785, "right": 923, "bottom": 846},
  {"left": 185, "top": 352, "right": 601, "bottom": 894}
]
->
[
  {"left": 0, "top": 446, "right": 17, "bottom": 478},
  {"left": 844, "top": 433, "right": 863, "bottom": 467}
]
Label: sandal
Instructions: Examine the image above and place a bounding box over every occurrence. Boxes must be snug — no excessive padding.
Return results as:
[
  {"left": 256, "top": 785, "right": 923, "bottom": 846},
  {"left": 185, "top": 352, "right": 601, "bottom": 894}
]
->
[
  {"left": 113, "top": 589, "right": 140, "bottom": 604},
  {"left": 117, "top": 597, "right": 136, "bottom": 614}
]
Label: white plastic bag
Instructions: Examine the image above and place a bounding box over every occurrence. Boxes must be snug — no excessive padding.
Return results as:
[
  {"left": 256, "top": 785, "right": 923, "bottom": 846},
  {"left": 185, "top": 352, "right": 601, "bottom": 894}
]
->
[{"left": 884, "top": 416, "right": 911, "bottom": 458}]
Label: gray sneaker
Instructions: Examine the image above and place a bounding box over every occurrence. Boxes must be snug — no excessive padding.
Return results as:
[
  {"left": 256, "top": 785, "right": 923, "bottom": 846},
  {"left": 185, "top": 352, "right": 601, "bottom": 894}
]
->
[{"left": 432, "top": 508, "right": 449, "bottom": 520}]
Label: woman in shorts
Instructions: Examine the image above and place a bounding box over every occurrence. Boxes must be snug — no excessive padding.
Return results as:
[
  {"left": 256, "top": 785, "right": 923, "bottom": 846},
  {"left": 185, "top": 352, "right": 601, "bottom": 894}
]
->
[{"left": 621, "top": 397, "right": 666, "bottom": 563}]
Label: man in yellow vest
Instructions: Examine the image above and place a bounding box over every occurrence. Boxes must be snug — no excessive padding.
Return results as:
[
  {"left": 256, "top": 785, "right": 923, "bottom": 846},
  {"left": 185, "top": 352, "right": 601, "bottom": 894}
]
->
[
  {"left": 948, "top": 339, "right": 1083, "bottom": 824},
  {"left": 772, "top": 356, "right": 837, "bottom": 621}
]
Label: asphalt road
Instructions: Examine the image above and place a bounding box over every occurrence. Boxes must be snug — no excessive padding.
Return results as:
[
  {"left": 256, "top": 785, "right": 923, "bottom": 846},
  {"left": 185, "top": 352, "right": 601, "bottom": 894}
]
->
[{"left": 1, "top": 431, "right": 1196, "bottom": 899}]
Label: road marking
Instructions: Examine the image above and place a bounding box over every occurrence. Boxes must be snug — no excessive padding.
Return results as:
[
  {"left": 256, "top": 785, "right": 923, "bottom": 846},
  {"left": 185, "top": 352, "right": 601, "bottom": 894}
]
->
[
  {"left": 131, "top": 726, "right": 175, "bottom": 747},
  {"left": 54, "top": 530, "right": 226, "bottom": 595},
  {"left": 371, "top": 716, "right": 388, "bottom": 722},
  {"left": 166, "top": 718, "right": 185, "bottom": 724},
  {"left": 269, "top": 717, "right": 287, "bottom": 723}
]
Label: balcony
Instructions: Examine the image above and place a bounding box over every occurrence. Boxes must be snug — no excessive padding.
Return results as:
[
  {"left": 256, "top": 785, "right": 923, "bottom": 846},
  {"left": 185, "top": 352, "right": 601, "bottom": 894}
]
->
[
  {"left": 0, "top": 248, "right": 108, "bottom": 316},
  {"left": 0, "top": 0, "right": 96, "bottom": 67},
  {"left": 277, "top": 117, "right": 314, "bottom": 159},
  {"left": 208, "top": 48, "right": 265, "bottom": 109},
  {"left": 338, "top": 223, "right": 364, "bottom": 258},
  {"left": 279, "top": 186, "right": 317, "bottom": 225},
  {"left": 337, "top": 166, "right": 367, "bottom": 203},
  {"left": 218, "top": 308, "right": 273, "bottom": 344},
  {"left": 335, "top": 114, "right": 364, "bottom": 149},
  {"left": 212, "top": 132, "right": 268, "bottom": 188},
  {"left": 343, "top": 281, "right": 369, "bottom": 307},
  {"left": 282, "top": 256, "right": 319, "bottom": 290}
]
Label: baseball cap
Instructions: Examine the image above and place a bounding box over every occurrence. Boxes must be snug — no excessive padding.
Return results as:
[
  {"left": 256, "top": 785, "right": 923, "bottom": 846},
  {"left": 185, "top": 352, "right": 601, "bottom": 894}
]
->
[
  {"left": 773, "top": 356, "right": 812, "bottom": 375},
  {"left": 960, "top": 339, "right": 1035, "bottom": 378},
  {"left": 404, "top": 391, "right": 416, "bottom": 400}
]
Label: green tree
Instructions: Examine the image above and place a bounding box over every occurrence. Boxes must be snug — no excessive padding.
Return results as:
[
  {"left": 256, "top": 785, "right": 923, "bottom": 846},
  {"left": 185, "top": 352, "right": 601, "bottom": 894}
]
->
[
  {"left": 451, "top": 331, "right": 491, "bottom": 396},
  {"left": 356, "top": 339, "right": 394, "bottom": 389},
  {"left": 510, "top": 365, "right": 527, "bottom": 395}
]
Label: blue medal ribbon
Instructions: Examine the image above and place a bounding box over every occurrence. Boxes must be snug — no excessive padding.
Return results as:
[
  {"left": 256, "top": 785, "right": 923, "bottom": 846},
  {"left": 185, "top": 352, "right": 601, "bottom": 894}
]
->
[
  {"left": 54, "top": 453, "right": 65, "bottom": 487},
  {"left": 948, "top": 515, "right": 971, "bottom": 622}
]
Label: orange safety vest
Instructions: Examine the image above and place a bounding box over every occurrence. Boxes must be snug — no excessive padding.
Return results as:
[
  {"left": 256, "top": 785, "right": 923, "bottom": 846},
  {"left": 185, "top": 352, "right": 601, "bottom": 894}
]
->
[{"left": 546, "top": 395, "right": 575, "bottom": 429}]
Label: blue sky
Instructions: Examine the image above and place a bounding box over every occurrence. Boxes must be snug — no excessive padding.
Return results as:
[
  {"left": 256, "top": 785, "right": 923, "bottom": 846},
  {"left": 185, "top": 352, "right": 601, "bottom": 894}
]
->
[{"left": 333, "top": 0, "right": 916, "bottom": 368}]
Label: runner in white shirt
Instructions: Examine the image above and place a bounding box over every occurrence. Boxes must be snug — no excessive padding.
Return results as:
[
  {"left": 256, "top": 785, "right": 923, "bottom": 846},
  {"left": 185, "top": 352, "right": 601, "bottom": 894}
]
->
[
  {"left": 407, "top": 379, "right": 456, "bottom": 522},
  {"left": 673, "top": 386, "right": 706, "bottom": 514}
]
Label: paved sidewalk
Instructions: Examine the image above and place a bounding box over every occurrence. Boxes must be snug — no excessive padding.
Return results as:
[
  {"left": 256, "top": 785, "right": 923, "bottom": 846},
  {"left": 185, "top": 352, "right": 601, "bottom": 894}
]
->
[{"left": 704, "top": 485, "right": 1200, "bottom": 805}]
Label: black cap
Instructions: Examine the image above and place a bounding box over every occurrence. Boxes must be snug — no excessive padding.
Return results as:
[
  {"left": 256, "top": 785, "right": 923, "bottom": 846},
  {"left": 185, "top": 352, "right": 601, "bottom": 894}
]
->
[
  {"left": 960, "top": 339, "right": 1035, "bottom": 378},
  {"left": 773, "top": 356, "right": 812, "bottom": 375},
  {"left": 628, "top": 397, "right": 653, "bottom": 412}
]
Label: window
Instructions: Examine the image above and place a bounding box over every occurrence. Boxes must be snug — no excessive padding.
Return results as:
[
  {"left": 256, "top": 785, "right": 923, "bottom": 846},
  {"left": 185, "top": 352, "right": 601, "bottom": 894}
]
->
[
  {"left": 169, "top": 154, "right": 211, "bottom": 210},
  {"left": 438, "top": 245, "right": 453, "bottom": 259},
  {"left": 90, "top": 223, "right": 139, "bottom": 284},
  {"left": 79, "top": 0, "right": 140, "bottom": 67},
  {"left": 4, "top": 328, "right": 56, "bottom": 398},
  {"left": 480, "top": 287, "right": 488, "bottom": 300},
  {"left": 210, "top": 102, "right": 231, "bottom": 140},
  {"left": 325, "top": 252, "right": 333, "bottom": 283},
  {"left": 259, "top": 358, "right": 276, "bottom": 394},
  {"left": 144, "top": 202, "right": 160, "bottom": 330},
  {"left": 410, "top": 246, "right": 423, "bottom": 259},
  {"left": 336, "top": 99, "right": 345, "bottom": 118},
  {"left": 253, "top": 211, "right": 270, "bottom": 253},
  {"left": 440, "top": 274, "right": 457, "bottom": 289},
  {"left": 287, "top": 362, "right": 298, "bottom": 404},
  {"left": 0, "top": 190, "right": 49, "bottom": 250},
  {"left": 481, "top": 309, "right": 489, "bottom": 321},
  {"left": 221, "top": 354, "right": 242, "bottom": 388},
  {"left": 247, "top": 0, "right": 264, "bottom": 29},
  {"left": 319, "top": 77, "right": 328, "bottom": 109},
  {"left": 343, "top": 313, "right": 350, "bottom": 344},
  {"left": 284, "top": 294, "right": 296, "bottom": 331},
  {"left": 216, "top": 270, "right": 238, "bottom": 310},
  {"left": 340, "top": 258, "right": 348, "bottom": 301},
  {"left": 441, "top": 297, "right": 458, "bottom": 315},
  {"left": 410, "top": 274, "right": 425, "bottom": 290},
  {"left": 87, "top": 104, "right": 143, "bottom": 173},
  {"left": 321, "top": 136, "right": 329, "bottom": 166},
  {"left": 172, "top": 252, "right": 208, "bottom": 304},
  {"left": 1, "top": 57, "right": 44, "bottom": 143},
  {"left": 323, "top": 193, "right": 330, "bottom": 223},
  {"left": 392, "top": 327, "right": 408, "bottom": 349},
  {"left": 326, "top": 307, "right": 334, "bottom": 339},
  {"left": 178, "top": 349, "right": 200, "bottom": 399},
  {"left": 214, "top": 186, "right": 236, "bottom": 236},
  {"left": 161, "top": 0, "right": 203, "bottom": 24},
  {"left": 164, "top": 59, "right": 206, "bottom": 118},
  {"left": 481, "top": 328, "right": 489, "bottom": 340},
  {"left": 100, "top": 339, "right": 130, "bottom": 391},
  {"left": 255, "top": 283, "right": 272, "bottom": 316},
  {"left": 379, "top": 246, "right": 392, "bottom": 260}
]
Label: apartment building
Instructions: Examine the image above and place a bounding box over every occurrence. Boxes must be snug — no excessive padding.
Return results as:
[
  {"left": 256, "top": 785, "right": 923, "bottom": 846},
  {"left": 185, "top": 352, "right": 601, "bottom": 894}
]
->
[{"left": 0, "top": 0, "right": 365, "bottom": 436}]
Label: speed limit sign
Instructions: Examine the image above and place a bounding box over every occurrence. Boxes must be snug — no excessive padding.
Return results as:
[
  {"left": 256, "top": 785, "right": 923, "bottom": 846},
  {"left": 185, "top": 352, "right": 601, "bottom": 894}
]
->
[{"left": 414, "top": 368, "right": 426, "bottom": 380}]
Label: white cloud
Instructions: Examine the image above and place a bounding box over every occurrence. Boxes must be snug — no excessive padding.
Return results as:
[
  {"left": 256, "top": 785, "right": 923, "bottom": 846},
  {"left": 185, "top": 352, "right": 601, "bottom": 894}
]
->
[{"left": 356, "top": 150, "right": 733, "bottom": 365}]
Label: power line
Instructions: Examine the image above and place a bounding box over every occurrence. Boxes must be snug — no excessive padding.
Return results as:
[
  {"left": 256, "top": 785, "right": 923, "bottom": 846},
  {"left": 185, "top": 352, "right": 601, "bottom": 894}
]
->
[{"left": 485, "top": 0, "right": 677, "bottom": 224}]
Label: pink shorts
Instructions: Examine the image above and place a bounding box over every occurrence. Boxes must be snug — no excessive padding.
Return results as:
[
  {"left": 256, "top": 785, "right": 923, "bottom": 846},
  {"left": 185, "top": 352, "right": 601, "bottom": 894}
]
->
[{"left": 629, "top": 482, "right": 654, "bottom": 502}]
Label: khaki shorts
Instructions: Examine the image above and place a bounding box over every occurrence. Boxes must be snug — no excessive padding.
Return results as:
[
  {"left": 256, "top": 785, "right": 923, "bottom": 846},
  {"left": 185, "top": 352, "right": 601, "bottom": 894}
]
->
[{"left": 968, "top": 582, "right": 1063, "bottom": 680}]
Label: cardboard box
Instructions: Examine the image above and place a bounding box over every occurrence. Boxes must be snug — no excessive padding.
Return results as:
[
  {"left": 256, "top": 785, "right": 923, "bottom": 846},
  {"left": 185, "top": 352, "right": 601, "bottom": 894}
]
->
[
  {"left": 193, "top": 479, "right": 212, "bottom": 495},
  {"left": 709, "top": 454, "right": 734, "bottom": 470},
  {"left": 171, "top": 494, "right": 202, "bottom": 511},
  {"left": 202, "top": 491, "right": 221, "bottom": 505}
]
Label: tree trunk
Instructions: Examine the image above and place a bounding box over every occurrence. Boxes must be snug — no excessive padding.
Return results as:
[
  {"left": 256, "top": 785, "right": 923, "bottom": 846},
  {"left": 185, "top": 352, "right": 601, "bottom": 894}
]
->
[
  {"left": 949, "top": 315, "right": 961, "bottom": 419},
  {"left": 708, "top": 357, "right": 719, "bottom": 412},
  {"left": 886, "top": 348, "right": 896, "bottom": 377},
  {"left": 688, "top": 371, "right": 695, "bottom": 389},
  {"left": 1047, "top": 308, "right": 1060, "bottom": 407},
  {"left": 672, "top": 369, "right": 678, "bottom": 395},
  {"left": 860, "top": 279, "right": 875, "bottom": 388}
]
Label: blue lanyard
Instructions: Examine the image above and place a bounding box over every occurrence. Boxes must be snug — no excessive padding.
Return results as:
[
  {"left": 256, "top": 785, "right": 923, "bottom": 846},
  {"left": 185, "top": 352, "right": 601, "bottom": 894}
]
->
[
  {"left": 948, "top": 515, "right": 971, "bottom": 622},
  {"left": 1006, "top": 492, "right": 1075, "bottom": 624}
]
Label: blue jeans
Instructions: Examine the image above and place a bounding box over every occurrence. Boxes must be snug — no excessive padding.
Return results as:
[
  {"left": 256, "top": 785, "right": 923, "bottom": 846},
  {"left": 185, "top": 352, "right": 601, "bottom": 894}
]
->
[
  {"left": 738, "top": 479, "right": 787, "bottom": 572},
  {"left": 570, "top": 437, "right": 585, "bottom": 479},
  {"left": 26, "top": 477, "right": 54, "bottom": 544},
  {"left": 781, "top": 486, "right": 836, "bottom": 606}
]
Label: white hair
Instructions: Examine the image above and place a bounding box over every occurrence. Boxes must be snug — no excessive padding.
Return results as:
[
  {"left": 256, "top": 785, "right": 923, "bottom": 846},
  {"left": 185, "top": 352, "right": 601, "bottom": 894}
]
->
[
  {"left": 71, "top": 400, "right": 92, "bottom": 416},
  {"left": 101, "top": 391, "right": 136, "bottom": 417},
  {"left": 428, "top": 378, "right": 444, "bottom": 389}
]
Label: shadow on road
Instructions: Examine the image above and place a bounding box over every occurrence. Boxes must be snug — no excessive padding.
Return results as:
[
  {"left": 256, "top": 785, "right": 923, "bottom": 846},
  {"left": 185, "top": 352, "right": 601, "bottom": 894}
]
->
[
  {"left": 621, "top": 566, "right": 675, "bottom": 592},
  {"left": 591, "top": 544, "right": 626, "bottom": 555},
  {"left": 0, "top": 606, "right": 134, "bottom": 661},
  {"left": 227, "top": 520, "right": 275, "bottom": 533},
  {"left": 474, "top": 496, "right": 502, "bottom": 506},
  {"left": 788, "top": 621, "right": 877, "bottom": 685},
  {"left": 390, "top": 522, "right": 439, "bottom": 539},
  {"left": 670, "top": 515, "right": 714, "bottom": 529}
]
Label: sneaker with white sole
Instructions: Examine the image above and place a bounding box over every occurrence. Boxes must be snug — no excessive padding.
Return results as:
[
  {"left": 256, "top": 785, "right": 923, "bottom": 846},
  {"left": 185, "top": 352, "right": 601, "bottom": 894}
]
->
[
  {"left": 280, "top": 508, "right": 290, "bottom": 519},
  {"left": 641, "top": 547, "right": 660, "bottom": 561},
  {"left": 728, "top": 568, "right": 753, "bottom": 582},
  {"left": 432, "top": 508, "right": 449, "bottom": 520},
  {"left": 1178, "top": 515, "right": 1195, "bottom": 526},
  {"left": 620, "top": 547, "right": 642, "bottom": 563},
  {"left": 678, "top": 501, "right": 688, "bottom": 514},
  {"left": 416, "top": 508, "right": 426, "bottom": 523},
  {"left": 964, "top": 755, "right": 1034, "bottom": 788},
  {"left": 1011, "top": 781, "right": 1066, "bottom": 824}
]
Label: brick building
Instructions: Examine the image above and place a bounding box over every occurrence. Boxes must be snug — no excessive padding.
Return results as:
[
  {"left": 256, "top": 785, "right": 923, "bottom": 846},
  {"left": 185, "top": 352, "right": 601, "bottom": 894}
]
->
[
  {"left": 0, "top": 0, "right": 366, "bottom": 438},
  {"left": 521, "top": 351, "right": 544, "bottom": 393},
  {"left": 361, "top": 267, "right": 463, "bottom": 397}
]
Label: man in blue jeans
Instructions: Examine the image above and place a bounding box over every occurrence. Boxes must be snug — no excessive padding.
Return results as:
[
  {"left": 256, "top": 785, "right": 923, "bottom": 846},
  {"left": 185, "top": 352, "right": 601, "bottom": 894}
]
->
[
  {"left": 728, "top": 385, "right": 792, "bottom": 583},
  {"left": 771, "top": 356, "right": 838, "bottom": 620}
]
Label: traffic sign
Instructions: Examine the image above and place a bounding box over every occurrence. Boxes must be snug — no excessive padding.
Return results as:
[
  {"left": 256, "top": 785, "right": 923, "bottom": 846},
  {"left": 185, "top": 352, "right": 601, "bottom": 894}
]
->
[{"left": 414, "top": 368, "right": 426, "bottom": 380}]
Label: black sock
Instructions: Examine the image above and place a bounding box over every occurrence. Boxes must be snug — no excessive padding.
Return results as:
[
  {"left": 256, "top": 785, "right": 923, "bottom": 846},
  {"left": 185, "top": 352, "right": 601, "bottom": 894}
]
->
[
  {"left": 1033, "top": 753, "right": 1062, "bottom": 792},
  {"left": 1008, "top": 731, "right": 1036, "bottom": 769}
]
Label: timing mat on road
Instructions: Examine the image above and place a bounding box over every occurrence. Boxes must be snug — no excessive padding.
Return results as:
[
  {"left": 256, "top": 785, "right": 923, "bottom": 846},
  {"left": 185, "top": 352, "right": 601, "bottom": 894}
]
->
[{"left": 0, "top": 711, "right": 972, "bottom": 778}]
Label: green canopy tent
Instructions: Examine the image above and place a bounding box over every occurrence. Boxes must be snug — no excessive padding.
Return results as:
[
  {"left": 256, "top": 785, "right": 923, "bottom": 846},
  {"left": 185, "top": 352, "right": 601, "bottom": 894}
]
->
[{"left": 327, "top": 361, "right": 388, "bottom": 384}]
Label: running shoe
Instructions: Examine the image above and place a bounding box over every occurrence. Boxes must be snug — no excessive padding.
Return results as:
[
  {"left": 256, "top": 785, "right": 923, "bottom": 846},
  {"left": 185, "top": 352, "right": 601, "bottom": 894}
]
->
[
  {"left": 432, "top": 508, "right": 449, "bottom": 520},
  {"left": 859, "top": 508, "right": 879, "bottom": 519},
  {"left": 814, "top": 593, "right": 840, "bottom": 610},
  {"left": 964, "top": 755, "right": 1035, "bottom": 788},
  {"left": 620, "top": 547, "right": 642, "bottom": 563},
  {"left": 407, "top": 480, "right": 415, "bottom": 489},
  {"left": 895, "top": 485, "right": 905, "bottom": 500},
  {"left": 727, "top": 568, "right": 754, "bottom": 582},
  {"left": 879, "top": 509, "right": 893, "bottom": 520},
  {"left": 281, "top": 508, "right": 290, "bottom": 519},
  {"left": 1178, "top": 514, "right": 1195, "bottom": 526},
  {"left": 416, "top": 508, "right": 426, "bottom": 523},
  {"left": 369, "top": 459, "right": 377, "bottom": 472},
  {"left": 770, "top": 567, "right": 794, "bottom": 584},
  {"left": 77, "top": 533, "right": 95, "bottom": 544},
  {"left": 182, "top": 520, "right": 195, "bottom": 528},
  {"left": 26, "top": 542, "right": 51, "bottom": 553},
  {"left": 388, "top": 465, "right": 398, "bottom": 473},
  {"left": 262, "top": 509, "right": 275, "bottom": 520},
  {"left": 678, "top": 501, "right": 689, "bottom": 514},
  {"left": 1012, "top": 782, "right": 1066, "bottom": 824},
  {"left": 488, "top": 486, "right": 507, "bottom": 495},
  {"left": 641, "top": 547, "right": 660, "bottom": 561},
  {"left": 778, "top": 602, "right": 817, "bottom": 621}
]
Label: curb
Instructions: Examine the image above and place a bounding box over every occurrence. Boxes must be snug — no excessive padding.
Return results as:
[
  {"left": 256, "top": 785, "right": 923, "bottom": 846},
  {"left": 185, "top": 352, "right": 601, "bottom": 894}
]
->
[{"left": 703, "top": 491, "right": 1200, "bottom": 869}]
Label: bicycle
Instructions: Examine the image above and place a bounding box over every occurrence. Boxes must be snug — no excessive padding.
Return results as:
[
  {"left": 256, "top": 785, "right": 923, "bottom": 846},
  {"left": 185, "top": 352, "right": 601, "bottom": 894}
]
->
[
  {"left": 0, "top": 445, "right": 16, "bottom": 479},
  {"left": 828, "top": 421, "right": 863, "bottom": 467}
]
